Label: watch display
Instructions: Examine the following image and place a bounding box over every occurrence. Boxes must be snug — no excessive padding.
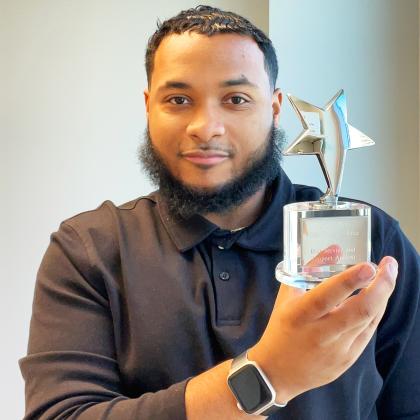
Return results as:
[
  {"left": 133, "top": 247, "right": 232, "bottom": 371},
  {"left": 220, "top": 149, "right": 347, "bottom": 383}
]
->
[{"left": 228, "top": 364, "right": 273, "bottom": 413}]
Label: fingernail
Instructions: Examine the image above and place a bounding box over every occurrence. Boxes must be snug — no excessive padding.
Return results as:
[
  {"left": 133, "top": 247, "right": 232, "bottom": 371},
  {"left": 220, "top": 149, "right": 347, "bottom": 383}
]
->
[
  {"left": 359, "top": 263, "right": 376, "bottom": 281},
  {"left": 386, "top": 261, "right": 398, "bottom": 278}
]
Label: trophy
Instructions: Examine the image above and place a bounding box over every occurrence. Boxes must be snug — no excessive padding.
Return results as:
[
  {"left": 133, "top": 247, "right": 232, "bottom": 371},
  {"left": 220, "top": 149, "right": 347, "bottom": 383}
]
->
[{"left": 276, "top": 90, "right": 375, "bottom": 289}]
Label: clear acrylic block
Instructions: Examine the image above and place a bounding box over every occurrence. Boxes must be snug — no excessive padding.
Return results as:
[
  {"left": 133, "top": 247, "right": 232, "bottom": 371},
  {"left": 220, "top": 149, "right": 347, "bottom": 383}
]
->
[{"left": 276, "top": 201, "right": 372, "bottom": 289}]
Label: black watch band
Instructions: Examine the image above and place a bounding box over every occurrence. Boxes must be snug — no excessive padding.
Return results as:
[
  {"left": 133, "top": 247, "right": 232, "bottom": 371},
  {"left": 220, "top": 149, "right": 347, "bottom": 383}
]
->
[{"left": 261, "top": 404, "right": 283, "bottom": 416}]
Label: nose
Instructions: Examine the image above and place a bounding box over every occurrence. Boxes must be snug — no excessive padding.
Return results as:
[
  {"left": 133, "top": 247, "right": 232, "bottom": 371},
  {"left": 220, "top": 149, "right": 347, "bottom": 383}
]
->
[{"left": 186, "top": 105, "right": 226, "bottom": 142}]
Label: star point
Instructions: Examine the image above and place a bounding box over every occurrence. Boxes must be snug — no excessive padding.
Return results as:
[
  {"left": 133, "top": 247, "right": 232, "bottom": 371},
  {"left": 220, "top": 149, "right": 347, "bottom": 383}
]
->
[{"left": 284, "top": 90, "right": 374, "bottom": 204}]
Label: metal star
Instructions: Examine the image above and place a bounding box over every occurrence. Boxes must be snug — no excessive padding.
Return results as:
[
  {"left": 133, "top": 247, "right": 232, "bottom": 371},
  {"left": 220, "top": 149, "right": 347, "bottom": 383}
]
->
[{"left": 284, "top": 90, "right": 374, "bottom": 204}]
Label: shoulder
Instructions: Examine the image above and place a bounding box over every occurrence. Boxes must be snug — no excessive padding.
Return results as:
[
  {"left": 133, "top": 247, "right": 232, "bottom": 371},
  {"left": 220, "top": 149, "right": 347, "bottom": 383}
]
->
[
  {"left": 292, "top": 184, "right": 324, "bottom": 202},
  {"left": 53, "top": 193, "right": 161, "bottom": 266},
  {"left": 64, "top": 194, "right": 157, "bottom": 229},
  {"left": 63, "top": 194, "right": 158, "bottom": 237}
]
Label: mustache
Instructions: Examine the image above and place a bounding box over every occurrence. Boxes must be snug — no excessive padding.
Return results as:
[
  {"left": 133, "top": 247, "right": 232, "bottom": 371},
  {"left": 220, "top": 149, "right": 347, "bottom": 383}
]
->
[{"left": 178, "top": 142, "right": 235, "bottom": 156}]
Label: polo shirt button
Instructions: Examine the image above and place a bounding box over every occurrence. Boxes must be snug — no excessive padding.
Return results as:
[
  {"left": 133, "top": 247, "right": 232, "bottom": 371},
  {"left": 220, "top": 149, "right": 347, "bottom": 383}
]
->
[
  {"left": 217, "top": 245, "right": 225, "bottom": 250},
  {"left": 219, "top": 271, "right": 230, "bottom": 281}
]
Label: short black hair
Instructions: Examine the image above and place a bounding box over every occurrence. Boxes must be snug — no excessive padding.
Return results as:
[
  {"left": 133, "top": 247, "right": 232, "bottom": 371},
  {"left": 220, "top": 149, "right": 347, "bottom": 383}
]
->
[{"left": 145, "top": 5, "right": 278, "bottom": 90}]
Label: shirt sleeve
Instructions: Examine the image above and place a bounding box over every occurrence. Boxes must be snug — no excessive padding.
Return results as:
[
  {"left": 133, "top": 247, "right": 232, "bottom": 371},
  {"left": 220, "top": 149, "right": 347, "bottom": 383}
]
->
[
  {"left": 375, "top": 222, "right": 420, "bottom": 419},
  {"left": 19, "top": 222, "right": 191, "bottom": 420}
]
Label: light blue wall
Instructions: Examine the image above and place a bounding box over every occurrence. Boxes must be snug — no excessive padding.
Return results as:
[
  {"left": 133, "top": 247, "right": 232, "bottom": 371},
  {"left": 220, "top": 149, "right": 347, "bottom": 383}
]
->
[{"left": 270, "top": 0, "right": 419, "bottom": 249}]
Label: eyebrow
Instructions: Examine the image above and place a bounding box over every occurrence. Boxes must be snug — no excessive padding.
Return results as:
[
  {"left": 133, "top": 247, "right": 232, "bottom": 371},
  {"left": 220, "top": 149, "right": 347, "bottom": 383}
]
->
[
  {"left": 157, "top": 76, "right": 258, "bottom": 92},
  {"left": 160, "top": 81, "right": 191, "bottom": 90},
  {"left": 220, "top": 76, "right": 258, "bottom": 88}
]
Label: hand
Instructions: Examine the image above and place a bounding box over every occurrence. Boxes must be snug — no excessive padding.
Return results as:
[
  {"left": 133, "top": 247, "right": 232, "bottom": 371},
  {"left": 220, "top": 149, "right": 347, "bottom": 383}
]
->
[{"left": 250, "top": 256, "right": 398, "bottom": 404}]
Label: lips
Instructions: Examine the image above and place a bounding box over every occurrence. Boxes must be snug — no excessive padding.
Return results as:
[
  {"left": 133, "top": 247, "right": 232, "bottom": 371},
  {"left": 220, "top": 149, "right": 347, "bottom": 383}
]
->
[{"left": 181, "top": 150, "right": 230, "bottom": 167}]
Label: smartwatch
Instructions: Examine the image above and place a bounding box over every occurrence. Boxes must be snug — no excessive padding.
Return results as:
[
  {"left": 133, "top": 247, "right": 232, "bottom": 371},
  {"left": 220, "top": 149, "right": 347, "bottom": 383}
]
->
[{"left": 227, "top": 350, "right": 287, "bottom": 416}]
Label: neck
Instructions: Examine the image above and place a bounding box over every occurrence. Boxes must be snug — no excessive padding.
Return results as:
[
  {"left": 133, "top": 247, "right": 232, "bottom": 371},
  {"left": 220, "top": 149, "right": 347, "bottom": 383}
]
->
[{"left": 203, "top": 184, "right": 268, "bottom": 231}]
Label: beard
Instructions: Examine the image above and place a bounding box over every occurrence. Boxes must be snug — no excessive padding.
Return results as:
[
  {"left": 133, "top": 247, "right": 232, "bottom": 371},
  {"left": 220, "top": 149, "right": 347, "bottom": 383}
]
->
[{"left": 138, "top": 124, "right": 286, "bottom": 220}]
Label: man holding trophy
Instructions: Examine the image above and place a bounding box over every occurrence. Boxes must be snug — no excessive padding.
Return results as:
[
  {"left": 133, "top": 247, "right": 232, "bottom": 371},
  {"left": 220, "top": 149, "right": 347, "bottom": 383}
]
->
[{"left": 20, "top": 6, "right": 420, "bottom": 419}]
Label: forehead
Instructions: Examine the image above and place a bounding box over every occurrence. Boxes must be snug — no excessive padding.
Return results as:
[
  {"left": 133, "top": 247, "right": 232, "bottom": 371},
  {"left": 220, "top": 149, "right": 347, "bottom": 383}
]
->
[{"left": 150, "top": 32, "right": 270, "bottom": 91}]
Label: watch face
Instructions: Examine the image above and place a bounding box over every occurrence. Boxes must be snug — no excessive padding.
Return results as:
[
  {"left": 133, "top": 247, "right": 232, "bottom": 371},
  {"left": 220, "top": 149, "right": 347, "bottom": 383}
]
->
[{"left": 228, "top": 365, "right": 273, "bottom": 414}]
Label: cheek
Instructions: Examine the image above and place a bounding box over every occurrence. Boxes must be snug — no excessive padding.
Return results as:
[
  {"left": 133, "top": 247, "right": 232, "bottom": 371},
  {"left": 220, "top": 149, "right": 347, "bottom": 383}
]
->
[
  {"left": 230, "top": 119, "right": 271, "bottom": 156},
  {"left": 148, "top": 116, "right": 181, "bottom": 156}
]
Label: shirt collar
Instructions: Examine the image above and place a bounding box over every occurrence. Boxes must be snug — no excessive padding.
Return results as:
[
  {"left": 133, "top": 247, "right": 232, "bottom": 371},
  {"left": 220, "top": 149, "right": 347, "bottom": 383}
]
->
[
  {"left": 154, "top": 168, "right": 296, "bottom": 253},
  {"left": 155, "top": 195, "right": 218, "bottom": 252}
]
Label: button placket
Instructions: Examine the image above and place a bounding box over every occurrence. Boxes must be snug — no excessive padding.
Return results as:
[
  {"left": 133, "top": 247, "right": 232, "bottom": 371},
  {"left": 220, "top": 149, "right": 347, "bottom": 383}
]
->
[{"left": 212, "top": 243, "right": 246, "bottom": 325}]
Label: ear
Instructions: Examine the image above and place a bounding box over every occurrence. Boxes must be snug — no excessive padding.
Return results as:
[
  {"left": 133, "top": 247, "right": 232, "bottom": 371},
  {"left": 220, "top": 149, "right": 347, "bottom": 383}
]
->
[
  {"left": 272, "top": 89, "right": 282, "bottom": 128},
  {"left": 144, "top": 89, "right": 150, "bottom": 115}
]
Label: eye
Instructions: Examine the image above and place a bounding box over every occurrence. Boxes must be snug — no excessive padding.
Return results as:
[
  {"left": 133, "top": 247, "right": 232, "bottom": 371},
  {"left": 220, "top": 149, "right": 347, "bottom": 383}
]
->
[
  {"left": 168, "top": 96, "right": 190, "bottom": 105},
  {"left": 226, "top": 96, "right": 249, "bottom": 105}
]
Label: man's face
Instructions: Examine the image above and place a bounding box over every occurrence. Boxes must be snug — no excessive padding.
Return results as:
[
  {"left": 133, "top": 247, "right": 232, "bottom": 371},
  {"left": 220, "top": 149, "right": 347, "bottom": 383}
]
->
[{"left": 144, "top": 32, "right": 282, "bottom": 192}]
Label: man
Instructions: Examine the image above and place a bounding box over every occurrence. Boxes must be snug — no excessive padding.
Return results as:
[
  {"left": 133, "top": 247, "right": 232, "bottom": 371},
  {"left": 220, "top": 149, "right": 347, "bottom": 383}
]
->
[{"left": 20, "top": 6, "right": 420, "bottom": 419}]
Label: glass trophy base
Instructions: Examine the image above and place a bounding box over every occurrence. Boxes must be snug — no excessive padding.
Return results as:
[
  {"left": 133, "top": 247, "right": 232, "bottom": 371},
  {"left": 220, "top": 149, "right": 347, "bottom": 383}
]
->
[
  {"left": 276, "top": 260, "right": 353, "bottom": 290},
  {"left": 277, "top": 200, "right": 373, "bottom": 290}
]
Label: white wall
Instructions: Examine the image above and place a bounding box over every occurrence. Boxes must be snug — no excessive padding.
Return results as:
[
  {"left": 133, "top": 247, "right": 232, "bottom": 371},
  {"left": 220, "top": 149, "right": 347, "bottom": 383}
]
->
[
  {"left": 270, "top": 0, "right": 420, "bottom": 249},
  {"left": 1, "top": 1, "right": 267, "bottom": 418}
]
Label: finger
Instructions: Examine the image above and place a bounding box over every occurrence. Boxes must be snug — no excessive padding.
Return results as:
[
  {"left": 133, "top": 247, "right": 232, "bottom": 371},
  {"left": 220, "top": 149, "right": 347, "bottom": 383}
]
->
[
  {"left": 324, "top": 309, "right": 385, "bottom": 374},
  {"left": 347, "top": 301, "right": 386, "bottom": 347},
  {"left": 347, "top": 303, "right": 387, "bottom": 357},
  {"left": 304, "top": 244, "right": 342, "bottom": 269},
  {"left": 378, "top": 255, "right": 398, "bottom": 270},
  {"left": 322, "top": 298, "right": 387, "bottom": 348},
  {"left": 319, "top": 259, "right": 397, "bottom": 335},
  {"left": 293, "top": 262, "right": 377, "bottom": 321}
]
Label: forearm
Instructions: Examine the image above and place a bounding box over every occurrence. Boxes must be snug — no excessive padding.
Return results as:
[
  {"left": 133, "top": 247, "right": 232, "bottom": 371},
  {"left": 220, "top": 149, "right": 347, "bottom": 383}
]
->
[{"left": 185, "top": 359, "right": 265, "bottom": 420}]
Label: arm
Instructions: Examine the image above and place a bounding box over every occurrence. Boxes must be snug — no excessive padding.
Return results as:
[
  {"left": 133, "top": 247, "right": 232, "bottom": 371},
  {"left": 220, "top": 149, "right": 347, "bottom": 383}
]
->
[
  {"left": 19, "top": 222, "right": 189, "bottom": 420},
  {"left": 375, "top": 224, "right": 420, "bottom": 418},
  {"left": 185, "top": 257, "right": 398, "bottom": 419}
]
